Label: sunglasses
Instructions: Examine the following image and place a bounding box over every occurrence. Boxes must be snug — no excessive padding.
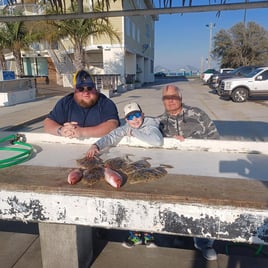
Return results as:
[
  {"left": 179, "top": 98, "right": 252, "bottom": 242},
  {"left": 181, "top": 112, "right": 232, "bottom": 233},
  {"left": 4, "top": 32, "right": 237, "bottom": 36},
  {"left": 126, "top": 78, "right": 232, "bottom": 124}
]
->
[
  {"left": 76, "top": 86, "right": 94, "bottom": 92},
  {"left": 126, "top": 112, "right": 142, "bottom": 121},
  {"left": 162, "top": 95, "right": 182, "bottom": 101}
]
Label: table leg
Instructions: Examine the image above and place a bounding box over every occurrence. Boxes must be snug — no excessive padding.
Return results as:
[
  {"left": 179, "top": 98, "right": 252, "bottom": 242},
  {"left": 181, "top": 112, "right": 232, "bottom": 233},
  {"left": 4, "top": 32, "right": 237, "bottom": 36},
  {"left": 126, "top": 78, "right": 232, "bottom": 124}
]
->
[{"left": 39, "top": 223, "right": 93, "bottom": 268}]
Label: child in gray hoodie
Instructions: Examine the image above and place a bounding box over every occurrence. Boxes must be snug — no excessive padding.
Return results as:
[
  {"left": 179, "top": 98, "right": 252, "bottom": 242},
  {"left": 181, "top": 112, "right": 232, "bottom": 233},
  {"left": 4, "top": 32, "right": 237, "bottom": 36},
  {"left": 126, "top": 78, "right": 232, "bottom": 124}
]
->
[
  {"left": 86, "top": 102, "right": 163, "bottom": 248},
  {"left": 86, "top": 102, "right": 163, "bottom": 158}
]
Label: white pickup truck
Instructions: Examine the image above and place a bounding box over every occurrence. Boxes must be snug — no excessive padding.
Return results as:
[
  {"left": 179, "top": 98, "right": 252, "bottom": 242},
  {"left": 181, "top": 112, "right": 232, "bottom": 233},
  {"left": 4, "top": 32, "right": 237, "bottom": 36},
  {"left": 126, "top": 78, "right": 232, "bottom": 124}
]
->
[{"left": 218, "top": 67, "right": 268, "bottom": 102}]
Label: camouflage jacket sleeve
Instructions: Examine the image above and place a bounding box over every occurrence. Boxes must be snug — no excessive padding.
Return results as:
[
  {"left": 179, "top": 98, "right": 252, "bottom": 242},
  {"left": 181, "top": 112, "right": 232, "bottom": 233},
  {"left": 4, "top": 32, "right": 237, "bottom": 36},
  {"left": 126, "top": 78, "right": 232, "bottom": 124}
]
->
[{"left": 191, "top": 107, "right": 220, "bottom": 139}]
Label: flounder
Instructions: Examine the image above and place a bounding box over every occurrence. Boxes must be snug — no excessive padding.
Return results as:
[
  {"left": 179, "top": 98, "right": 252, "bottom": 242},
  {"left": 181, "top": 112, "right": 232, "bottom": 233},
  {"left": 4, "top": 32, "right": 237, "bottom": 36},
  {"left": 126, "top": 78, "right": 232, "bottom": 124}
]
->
[
  {"left": 68, "top": 155, "right": 123, "bottom": 188},
  {"left": 68, "top": 154, "right": 172, "bottom": 187}
]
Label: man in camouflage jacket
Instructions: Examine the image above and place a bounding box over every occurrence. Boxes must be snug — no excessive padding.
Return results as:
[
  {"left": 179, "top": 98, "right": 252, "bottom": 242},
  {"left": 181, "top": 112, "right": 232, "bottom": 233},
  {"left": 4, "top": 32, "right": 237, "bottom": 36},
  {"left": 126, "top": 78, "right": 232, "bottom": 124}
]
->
[
  {"left": 158, "top": 84, "right": 219, "bottom": 261},
  {"left": 158, "top": 84, "right": 219, "bottom": 141}
]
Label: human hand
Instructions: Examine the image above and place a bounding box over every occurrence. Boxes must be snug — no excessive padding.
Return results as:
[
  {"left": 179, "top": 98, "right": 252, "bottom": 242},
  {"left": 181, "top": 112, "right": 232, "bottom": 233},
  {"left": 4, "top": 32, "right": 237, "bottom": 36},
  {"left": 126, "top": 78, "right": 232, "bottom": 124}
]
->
[
  {"left": 173, "top": 135, "right": 185, "bottom": 142},
  {"left": 61, "top": 122, "right": 78, "bottom": 138},
  {"left": 64, "top": 121, "right": 78, "bottom": 127},
  {"left": 86, "top": 145, "right": 99, "bottom": 158},
  {"left": 70, "top": 125, "right": 84, "bottom": 138}
]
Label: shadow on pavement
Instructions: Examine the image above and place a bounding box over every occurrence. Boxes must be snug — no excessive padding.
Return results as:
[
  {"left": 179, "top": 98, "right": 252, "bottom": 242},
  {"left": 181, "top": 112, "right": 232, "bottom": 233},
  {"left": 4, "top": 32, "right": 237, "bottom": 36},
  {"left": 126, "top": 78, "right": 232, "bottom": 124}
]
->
[{"left": 215, "top": 120, "right": 268, "bottom": 141}]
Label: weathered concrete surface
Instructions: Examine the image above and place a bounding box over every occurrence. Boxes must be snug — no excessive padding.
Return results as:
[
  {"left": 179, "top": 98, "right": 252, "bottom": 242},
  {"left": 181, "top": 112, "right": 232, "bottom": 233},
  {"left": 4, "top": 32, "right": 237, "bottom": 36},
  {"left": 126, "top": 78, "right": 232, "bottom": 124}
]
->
[
  {"left": 2, "top": 232, "right": 268, "bottom": 268},
  {"left": 2, "top": 132, "right": 268, "bottom": 180},
  {"left": 39, "top": 223, "right": 93, "bottom": 268},
  {"left": 91, "top": 241, "right": 268, "bottom": 268},
  {"left": 1, "top": 187, "right": 267, "bottom": 245},
  {"left": 1, "top": 133, "right": 268, "bottom": 244},
  {"left": 0, "top": 231, "right": 41, "bottom": 267},
  {"left": 0, "top": 78, "right": 36, "bottom": 107},
  {"left": 13, "top": 235, "right": 42, "bottom": 268},
  {"left": 92, "top": 242, "right": 218, "bottom": 268}
]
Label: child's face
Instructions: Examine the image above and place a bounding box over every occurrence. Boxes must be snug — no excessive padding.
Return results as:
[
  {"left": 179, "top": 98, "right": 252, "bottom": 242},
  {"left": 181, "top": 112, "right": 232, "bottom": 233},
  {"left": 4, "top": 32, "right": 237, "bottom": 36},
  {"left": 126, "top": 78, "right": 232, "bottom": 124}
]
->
[{"left": 125, "top": 112, "right": 144, "bottom": 129}]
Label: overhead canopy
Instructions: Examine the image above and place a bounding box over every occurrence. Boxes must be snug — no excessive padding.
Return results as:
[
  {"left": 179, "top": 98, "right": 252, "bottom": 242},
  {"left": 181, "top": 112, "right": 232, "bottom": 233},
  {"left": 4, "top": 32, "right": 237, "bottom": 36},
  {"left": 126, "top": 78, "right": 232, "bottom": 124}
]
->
[{"left": 0, "top": 0, "right": 268, "bottom": 22}]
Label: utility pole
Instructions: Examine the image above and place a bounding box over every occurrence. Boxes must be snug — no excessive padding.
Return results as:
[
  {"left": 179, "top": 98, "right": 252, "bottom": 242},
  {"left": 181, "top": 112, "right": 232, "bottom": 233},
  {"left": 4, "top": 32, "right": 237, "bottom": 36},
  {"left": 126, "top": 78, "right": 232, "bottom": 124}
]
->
[
  {"left": 243, "top": 0, "right": 249, "bottom": 26},
  {"left": 200, "top": 56, "right": 205, "bottom": 74},
  {"left": 206, "top": 23, "right": 216, "bottom": 69}
]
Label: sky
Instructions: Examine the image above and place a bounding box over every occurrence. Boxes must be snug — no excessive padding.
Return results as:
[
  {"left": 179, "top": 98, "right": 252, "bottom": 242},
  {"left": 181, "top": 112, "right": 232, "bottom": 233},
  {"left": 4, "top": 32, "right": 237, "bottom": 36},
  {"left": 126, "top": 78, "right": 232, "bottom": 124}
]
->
[{"left": 154, "top": 3, "right": 268, "bottom": 73}]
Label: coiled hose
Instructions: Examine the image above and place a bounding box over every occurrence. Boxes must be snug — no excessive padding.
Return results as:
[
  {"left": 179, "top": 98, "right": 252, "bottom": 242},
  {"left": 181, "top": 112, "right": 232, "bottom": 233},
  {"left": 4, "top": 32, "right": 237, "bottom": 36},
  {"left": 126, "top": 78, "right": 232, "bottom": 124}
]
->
[{"left": 0, "top": 134, "right": 33, "bottom": 168}]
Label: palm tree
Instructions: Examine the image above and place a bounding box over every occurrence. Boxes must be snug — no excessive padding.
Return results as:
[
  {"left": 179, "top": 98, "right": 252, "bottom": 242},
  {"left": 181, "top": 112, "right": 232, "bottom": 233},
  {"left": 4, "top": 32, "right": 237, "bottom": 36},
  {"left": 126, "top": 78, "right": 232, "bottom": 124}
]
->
[
  {"left": 0, "top": 21, "right": 35, "bottom": 77},
  {"left": 44, "top": 0, "right": 193, "bottom": 12},
  {"left": 0, "top": 36, "right": 7, "bottom": 70},
  {"left": 45, "top": 4, "right": 120, "bottom": 70},
  {"left": 47, "top": 0, "right": 113, "bottom": 13}
]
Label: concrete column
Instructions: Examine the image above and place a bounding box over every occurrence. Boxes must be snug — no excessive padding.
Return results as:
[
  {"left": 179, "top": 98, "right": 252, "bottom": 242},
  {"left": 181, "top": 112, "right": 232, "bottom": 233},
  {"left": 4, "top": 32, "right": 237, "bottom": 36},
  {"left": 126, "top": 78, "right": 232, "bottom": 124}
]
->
[{"left": 39, "top": 223, "right": 93, "bottom": 268}]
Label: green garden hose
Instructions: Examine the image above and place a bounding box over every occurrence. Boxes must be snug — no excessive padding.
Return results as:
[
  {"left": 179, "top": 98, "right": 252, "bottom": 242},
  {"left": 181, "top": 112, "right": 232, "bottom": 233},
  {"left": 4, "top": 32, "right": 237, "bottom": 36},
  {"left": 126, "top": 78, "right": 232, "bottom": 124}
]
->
[{"left": 0, "top": 134, "right": 33, "bottom": 168}]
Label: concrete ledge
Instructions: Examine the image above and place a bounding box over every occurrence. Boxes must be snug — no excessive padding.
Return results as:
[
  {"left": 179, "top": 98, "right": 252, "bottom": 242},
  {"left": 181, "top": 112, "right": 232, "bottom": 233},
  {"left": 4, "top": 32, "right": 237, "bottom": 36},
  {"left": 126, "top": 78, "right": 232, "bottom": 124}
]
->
[
  {"left": 117, "top": 84, "right": 128, "bottom": 93},
  {"left": 7, "top": 132, "right": 268, "bottom": 155},
  {"left": 101, "top": 89, "right": 114, "bottom": 98},
  {"left": 0, "top": 78, "right": 35, "bottom": 92},
  {"left": 0, "top": 78, "right": 36, "bottom": 106},
  {"left": 0, "top": 88, "right": 36, "bottom": 107}
]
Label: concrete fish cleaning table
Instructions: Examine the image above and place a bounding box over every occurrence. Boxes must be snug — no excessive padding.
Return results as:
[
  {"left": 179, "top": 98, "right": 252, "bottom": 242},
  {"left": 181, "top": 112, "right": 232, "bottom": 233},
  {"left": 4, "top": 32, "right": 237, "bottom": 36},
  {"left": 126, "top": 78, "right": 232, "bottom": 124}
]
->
[{"left": 0, "top": 132, "right": 268, "bottom": 268}]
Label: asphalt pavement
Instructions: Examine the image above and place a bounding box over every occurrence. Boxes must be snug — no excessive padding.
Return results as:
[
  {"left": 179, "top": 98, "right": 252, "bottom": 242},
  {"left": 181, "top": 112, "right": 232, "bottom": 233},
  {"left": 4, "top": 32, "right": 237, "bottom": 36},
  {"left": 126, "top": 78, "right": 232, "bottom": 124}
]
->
[{"left": 2, "top": 77, "right": 268, "bottom": 141}]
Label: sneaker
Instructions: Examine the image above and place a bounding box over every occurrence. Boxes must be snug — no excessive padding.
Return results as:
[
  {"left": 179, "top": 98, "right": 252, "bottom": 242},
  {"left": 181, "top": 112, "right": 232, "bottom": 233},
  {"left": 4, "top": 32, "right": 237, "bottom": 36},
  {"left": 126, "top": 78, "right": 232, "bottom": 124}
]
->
[
  {"left": 122, "top": 232, "right": 142, "bottom": 248},
  {"left": 194, "top": 240, "right": 217, "bottom": 261},
  {"left": 200, "top": 247, "right": 217, "bottom": 261},
  {"left": 144, "top": 233, "right": 157, "bottom": 248}
]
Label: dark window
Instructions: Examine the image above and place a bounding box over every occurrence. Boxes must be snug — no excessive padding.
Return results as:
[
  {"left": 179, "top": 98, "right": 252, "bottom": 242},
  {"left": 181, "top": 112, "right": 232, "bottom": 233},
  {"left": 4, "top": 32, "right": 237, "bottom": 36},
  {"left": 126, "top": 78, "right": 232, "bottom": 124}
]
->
[{"left": 260, "top": 70, "right": 268, "bottom": 80}]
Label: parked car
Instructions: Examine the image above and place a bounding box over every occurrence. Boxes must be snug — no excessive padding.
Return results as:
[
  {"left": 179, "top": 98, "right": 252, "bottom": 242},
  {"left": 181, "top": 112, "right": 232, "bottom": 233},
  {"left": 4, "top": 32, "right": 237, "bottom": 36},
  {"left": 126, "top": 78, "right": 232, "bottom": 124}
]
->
[
  {"left": 154, "top": 72, "right": 166, "bottom": 78},
  {"left": 200, "top": 69, "right": 219, "bottom": 84},
  {"left": 218, "top": 67, "right": 268, "bottom": 102},
  {"left": 220, "top": 68, "right": 234, "bottom": 74},
  {"left": 210, "top": 66, "right": 258, "bottom": 90}
]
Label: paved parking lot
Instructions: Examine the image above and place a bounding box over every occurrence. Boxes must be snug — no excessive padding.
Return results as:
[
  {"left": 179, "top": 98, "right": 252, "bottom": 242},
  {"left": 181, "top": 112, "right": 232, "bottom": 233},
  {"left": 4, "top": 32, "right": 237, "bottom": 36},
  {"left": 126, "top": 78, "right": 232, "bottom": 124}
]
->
[{"left": 15, "top": 77, "right": 268, "bottom": 141}]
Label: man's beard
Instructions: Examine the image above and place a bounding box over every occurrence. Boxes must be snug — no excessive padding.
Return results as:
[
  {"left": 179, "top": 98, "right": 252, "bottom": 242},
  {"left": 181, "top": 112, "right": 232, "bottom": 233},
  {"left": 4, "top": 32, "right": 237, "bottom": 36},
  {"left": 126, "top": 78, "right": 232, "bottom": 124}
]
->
[{"left": 75, "top": 94, "right": 99, "bottom": 108}]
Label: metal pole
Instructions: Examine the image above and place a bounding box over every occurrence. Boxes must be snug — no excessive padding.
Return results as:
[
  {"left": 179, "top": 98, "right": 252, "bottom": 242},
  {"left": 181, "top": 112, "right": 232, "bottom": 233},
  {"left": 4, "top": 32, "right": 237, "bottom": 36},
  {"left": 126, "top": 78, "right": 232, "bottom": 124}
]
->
[{"left": 206, "top": 23, "right": 215, "bottom": 69}]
